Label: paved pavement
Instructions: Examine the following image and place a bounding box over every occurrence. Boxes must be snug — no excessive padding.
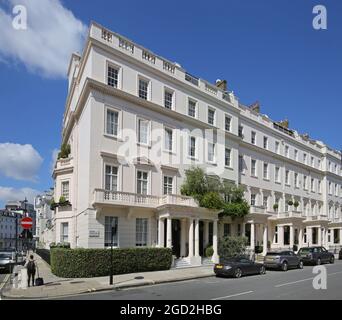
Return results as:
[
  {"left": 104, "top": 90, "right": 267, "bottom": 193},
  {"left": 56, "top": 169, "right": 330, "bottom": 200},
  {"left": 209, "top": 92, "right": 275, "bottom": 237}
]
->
[
  {"left": 55, "top": 261, "right": 342, "bottom": 300},
  {"left": 1, "top": 252, "right": 215, "bottom": 299},
  {"left": 0, "top": 272, "right": 10, "bottom": 293}
]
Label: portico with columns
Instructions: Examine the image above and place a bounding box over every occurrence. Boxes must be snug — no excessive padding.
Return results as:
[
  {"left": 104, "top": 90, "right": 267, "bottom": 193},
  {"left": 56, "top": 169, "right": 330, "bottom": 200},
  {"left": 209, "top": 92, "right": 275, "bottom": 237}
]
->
[{"left": 157, "top": 205, "right": 221, "bottom": 266}]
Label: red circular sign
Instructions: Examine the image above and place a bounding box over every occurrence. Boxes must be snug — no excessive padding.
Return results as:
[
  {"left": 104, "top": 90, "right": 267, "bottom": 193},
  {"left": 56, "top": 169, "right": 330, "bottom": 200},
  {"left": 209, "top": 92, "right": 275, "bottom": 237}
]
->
[{"left": 21, "top": 217, "right": 33, "bottom": 229}]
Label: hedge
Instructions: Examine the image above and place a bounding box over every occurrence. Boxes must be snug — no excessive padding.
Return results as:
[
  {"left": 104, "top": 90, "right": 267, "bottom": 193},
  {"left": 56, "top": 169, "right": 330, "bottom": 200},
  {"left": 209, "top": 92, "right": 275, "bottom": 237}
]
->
[
  {"left": 36, "top": 248, "right": 51, "bottom": 265},
  {"left": 51, "top": 247, "right": 173, "bottom": 278}
]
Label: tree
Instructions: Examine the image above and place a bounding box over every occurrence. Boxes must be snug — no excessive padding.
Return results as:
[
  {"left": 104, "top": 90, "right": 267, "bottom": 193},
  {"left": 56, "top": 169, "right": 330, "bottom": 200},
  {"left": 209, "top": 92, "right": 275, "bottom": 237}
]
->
[
  {"left": 218, "top": 236, "right": 248, "bottom": 259},
  {"left": 181, "top": 167, "right": 250, "bottom": 218}
]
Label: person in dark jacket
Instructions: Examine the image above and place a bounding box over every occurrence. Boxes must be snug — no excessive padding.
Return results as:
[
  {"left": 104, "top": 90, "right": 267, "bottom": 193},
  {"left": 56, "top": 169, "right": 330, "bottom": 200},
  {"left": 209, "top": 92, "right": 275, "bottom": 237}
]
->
[{"left": 25, "top": 255, "right": 37, "bottom": 287}]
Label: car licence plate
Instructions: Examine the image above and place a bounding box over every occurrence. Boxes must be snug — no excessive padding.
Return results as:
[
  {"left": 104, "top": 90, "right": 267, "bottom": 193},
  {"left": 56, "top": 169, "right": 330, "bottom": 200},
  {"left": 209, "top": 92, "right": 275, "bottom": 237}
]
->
[{"left": 216, "top": 265, "right": 223, "bottom": 269}]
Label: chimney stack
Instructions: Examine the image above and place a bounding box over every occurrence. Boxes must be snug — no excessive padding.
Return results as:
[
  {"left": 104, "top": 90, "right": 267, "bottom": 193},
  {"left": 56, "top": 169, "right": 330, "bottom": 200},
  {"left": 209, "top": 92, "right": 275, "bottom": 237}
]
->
[{"left": 215, "top": 79, "right": 227, "bottom": 92}]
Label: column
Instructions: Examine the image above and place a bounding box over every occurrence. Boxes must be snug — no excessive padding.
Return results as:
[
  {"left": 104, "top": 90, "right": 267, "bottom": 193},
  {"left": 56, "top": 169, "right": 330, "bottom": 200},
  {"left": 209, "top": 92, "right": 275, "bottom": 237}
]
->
[
  {"left": 307, "top": 227, "right": 312, "bottom": 246},
  {"left": 195, "top": 219, "right": 200, "bottom": 257},
  {"left": 241, "top": 222, "right": 246, "bottom": 238},
  {"left": 250, "top": 222, "right": 255, "bottom": 249},
  {"left": 188, "top": 218, "right": 194, "bottom": 257},
  {"left": 301, "top": 197, "right": 305, "bottom": 216},
  {"left": 166, "top": 217, "right": 172, "bottom": 248},
  {"left": 318, "top": 226, "right": 322, "bottom": 246},
  {"left": 299, "top": 228, "right": 303, "bottom": 248},
  {"left": 324, "top": 228, "right": 329, "bottom": 248},
  {"left": 158, "top": 218, "right": 164, "bottom": 247},
  {"left": 282, "top": 193, "right": 286, "bottom": 212},
  {"left": 262, "top": 225, "right": 268, "bottom": 255},
  {"left": 278, "top": 225, "right": 284, "bottom": 248},
  {"left": 180, "top": 219, "right": 186, "bottom": 257},
  {"left": 212, "top": 219, "right": 219, "bottom": 263},
  {"left": 203, "top": 221, "right": 209, "bottom": 248},
  {"left": 290, "top": 225, "right": 294, "bottom": 248},
  {"left": 340, "top": 229, "right": 342, "bottom": 245},
  {"left": 260, "top": 189, "right": 264, "bottom": 207}
]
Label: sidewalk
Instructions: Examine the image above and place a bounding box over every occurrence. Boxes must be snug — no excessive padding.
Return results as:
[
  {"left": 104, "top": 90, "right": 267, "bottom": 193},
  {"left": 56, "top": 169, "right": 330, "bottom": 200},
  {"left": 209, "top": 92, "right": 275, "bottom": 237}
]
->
[{"left": 1, "top": 252, "right": 215, "bottom": 299}]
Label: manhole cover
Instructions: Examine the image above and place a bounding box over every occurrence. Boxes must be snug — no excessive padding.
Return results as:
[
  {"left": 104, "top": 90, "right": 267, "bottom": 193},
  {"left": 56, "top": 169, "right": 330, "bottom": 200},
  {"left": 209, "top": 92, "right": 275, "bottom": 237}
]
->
[
  {"left": 70, "top": 281, "right": 85, "bottom": 284},
  {"left": 134, "top": 276, "right": 144, "bottom": 280}
]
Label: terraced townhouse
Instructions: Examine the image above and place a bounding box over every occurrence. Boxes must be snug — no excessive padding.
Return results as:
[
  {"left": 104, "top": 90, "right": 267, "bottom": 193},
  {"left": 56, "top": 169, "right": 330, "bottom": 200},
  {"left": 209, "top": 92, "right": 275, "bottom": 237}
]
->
[{"left": 52, "top": 22, "right": 342, "bottom": 267}]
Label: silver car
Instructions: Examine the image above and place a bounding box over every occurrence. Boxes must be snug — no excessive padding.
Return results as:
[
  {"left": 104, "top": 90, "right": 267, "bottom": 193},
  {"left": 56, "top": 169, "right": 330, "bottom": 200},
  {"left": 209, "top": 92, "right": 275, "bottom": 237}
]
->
[{"left": 264, "top": 250, "right": 304, "bottom": 271}]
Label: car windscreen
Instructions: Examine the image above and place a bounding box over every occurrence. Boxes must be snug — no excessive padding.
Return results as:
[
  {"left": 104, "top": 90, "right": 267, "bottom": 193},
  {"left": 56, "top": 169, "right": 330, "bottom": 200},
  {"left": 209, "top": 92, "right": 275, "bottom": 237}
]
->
[
  {"left": 298, "top": 248, "right": 312, "bottom": 254},
  {"left": 0, "top": 253, "right": 12, "bottom": 259}
]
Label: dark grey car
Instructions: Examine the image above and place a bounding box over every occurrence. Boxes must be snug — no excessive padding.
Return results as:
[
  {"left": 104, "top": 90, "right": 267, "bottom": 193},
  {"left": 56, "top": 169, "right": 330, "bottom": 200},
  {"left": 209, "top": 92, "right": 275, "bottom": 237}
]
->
[
  {"left": 264, "top": 251, "right": 303, "bottom": 271},
  {"left": 298, "top": 247, "right": 335, "bottom": 265}
]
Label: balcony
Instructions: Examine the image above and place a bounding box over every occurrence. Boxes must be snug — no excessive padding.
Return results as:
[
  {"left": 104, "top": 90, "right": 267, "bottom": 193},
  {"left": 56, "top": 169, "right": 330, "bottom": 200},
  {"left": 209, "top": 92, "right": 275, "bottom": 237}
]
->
[
  {"left": 304, "top": 215, "right": 329, "bottom": 222},
  {"left": 250, "top": 206, "right": 266, "bottom": 214},
  {"left": 276, "top": 211, "right": 305, "bottom": 219},
  {"left": 54, "top": 157, "right": 73, "bottom": 171},
  {"left": 93, "top": 189, "right": 198, "bottom": 209}
]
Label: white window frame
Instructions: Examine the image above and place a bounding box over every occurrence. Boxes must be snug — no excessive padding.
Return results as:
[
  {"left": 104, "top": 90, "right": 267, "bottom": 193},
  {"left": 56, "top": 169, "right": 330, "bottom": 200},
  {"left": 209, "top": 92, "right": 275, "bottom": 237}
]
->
[
  {"left": 104, "top": 105, "right": 122, "bottom": 139},
  {"left": 275, "top": 141, "right": 280, "bottom": 154},
  {"left": 188, "top": 136, "right": 197, "bottom": 159},
  {"left": 251, "top": 159, "right": 257, "bottom": 177},
  {"left": 207, "top": 142, "right": 216, "bottom": 163},
  {"left": 164, "top": 87, "right": 174, "bottom": 110},
  {"left": 263, "top": 162, "right": 269, "bottom": 180},
  {"left": 104, "top": 216, "right": 119, "bottom": 247},
  {"left": 188, "top": 98, "right": 197, "bottom": 118},
  {"left": 263, "top": 136, "right": 268, "bottom": 149},
  {"left": 225, "top": 115, "right": 232, "bottom": 132},
  {"left": 285, "top": 170, "right": 290, "bottom": 185},
  {"left": 225, "top": 148, "right": 232, "bottom": 167},
  {"left": 136, "top": 170, "right": 149, "bottom": 195},
  {"left": 136, "top": 117, "right": 151, "bottom": 146},
  {"left": 137, "top": 76, "right": 150, "bottom": 100},
  {"left": 104, "top": 165, "right": 119, "bottom": 192},
  {"left": 207, "top": 107, "right": 216, "bottom": 126},
  {"left": 106, "top": 62, "right": 121, "bottom": 89},
  {"left": 275, "top": 167, "right": 280, "bottom": 183},
  {"left": 163, "top": 126, "right": 174, "bottom": 153},
  {"left": 136, "top": 218, "right": 148, "bottom": 247},
  {"left": 61, "top": 180, "right": 70, "bottom": 201},
  {"left": 251, "top": 131, "right": 256, "bottom": 145},
  {"left": 60, "top": 222, "right": 69, "bottom": 243},
  {"left": 163, "top": 175, "right": 174, "bottom": 195}
]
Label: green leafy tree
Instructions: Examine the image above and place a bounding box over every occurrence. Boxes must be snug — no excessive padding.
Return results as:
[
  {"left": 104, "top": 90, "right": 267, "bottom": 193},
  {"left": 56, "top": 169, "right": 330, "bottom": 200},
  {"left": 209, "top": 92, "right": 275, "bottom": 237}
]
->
[
  {"left": 181, "top": 167, "right": 250, "bottom": 218},
  {"left": 58, "top": 143, "right": 71, "bottom": 159},
  {"left": 218, "top": 236, "right": 248, "bottom": 259}
]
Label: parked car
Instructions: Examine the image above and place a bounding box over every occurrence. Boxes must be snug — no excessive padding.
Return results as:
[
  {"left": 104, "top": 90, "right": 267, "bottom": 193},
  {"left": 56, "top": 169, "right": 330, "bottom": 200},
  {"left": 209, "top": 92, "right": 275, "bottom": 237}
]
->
[
  {"left": 0, "top": 252, "right": 15, "bottom": 273},
  {"left": 264, "top": 250, "right": 303, "bottom": 271},
  {"left": 297, "top": 247, "right": 335, "bottom": 265},
  {"left": 339, "top": 249, "right": 342, "bottom": 260},
  {"left": 214, "top": 256, "right": 266, "bottom": 278}
]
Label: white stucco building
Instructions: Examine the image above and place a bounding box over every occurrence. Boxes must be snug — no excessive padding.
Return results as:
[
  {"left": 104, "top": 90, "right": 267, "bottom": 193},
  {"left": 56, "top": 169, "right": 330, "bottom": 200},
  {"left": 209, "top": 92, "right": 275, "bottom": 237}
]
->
[{"left": 52, "top": 22, "right": 342, "bottom": 266}]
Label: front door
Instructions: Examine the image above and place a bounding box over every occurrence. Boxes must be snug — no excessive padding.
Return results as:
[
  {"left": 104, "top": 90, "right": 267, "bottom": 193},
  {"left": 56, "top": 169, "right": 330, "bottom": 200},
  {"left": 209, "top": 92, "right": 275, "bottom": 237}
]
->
[{"left": 172, "top": 219, "right": 181, "bottom": 257}]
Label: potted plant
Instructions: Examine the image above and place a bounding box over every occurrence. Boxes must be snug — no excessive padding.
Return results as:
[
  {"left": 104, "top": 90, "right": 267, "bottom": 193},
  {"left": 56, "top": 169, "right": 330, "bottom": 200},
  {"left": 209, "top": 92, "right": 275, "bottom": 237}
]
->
[
  {"left": 50, "top": 199, "right": 59, "bottom": 210},
  {"left": 59, "top": 196, "right": 71, "bottom": 207},
  {"left": 287, "top": 200, "right": 293, "bottom": 206},
  {"left": 273, "top": 203, "right": 279, "bottom": 211},
  {"left": 293, "top": 200, "right": 300, "bottom": 210}
]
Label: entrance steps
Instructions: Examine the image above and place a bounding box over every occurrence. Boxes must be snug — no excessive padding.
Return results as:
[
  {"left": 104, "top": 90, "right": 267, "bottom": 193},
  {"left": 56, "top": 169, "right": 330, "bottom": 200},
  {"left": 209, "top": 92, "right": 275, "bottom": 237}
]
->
[
  {"left": 174, "top": 258, "right": 192, "bottom": 269},
  {"left": 201, "top": 258, "right": 214, "bottom": 266}
]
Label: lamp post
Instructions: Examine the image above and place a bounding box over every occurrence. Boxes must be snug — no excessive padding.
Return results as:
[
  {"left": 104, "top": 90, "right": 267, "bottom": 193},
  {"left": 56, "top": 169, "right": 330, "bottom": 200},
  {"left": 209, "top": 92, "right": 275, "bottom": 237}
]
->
[{"left": 109, "top": 220, "right": 117, "bottom": 285}]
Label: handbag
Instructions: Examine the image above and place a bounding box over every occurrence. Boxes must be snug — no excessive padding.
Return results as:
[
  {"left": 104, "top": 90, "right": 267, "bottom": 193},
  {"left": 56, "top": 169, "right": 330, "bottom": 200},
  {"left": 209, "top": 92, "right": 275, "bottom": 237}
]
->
[{"left": 35, "top": 265, "right": 44, "bottom": 286}]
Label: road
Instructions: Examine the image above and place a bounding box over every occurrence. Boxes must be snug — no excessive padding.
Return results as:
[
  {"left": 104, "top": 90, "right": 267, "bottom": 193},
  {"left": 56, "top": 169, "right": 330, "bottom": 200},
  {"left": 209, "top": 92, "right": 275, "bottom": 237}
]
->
[
  {"left": 56, "top": 260, "right": 342, "bottom": 300},
  {"left": 0, "top": 272, "right": 10, "bottom": 294}
]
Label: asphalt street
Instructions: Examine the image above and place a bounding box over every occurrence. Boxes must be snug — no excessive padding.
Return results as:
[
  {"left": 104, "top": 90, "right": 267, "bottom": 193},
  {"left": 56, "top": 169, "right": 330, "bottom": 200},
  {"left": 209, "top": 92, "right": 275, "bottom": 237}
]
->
[{"left": 56, "top": 260, "right": 342, "bottom": 300}]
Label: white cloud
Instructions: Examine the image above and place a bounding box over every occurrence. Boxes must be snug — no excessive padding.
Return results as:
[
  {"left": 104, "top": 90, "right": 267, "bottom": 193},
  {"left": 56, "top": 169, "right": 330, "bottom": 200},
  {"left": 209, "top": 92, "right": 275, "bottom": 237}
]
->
[
  {"left": 0, "top": 0, "right": 87, "bottom": 78},
  {"left": 0, "top": 186, "right": 41, "bottom": 204},
  {"left": 0, "top": 143, "right": 43, "bottom": 181}
]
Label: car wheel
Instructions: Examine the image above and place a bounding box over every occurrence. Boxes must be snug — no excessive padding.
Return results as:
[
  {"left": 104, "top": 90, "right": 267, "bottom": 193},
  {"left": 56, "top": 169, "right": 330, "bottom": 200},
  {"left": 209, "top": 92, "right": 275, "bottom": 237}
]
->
[
  {"left": 234, "top": 268, "right": 242, "bottom": 278},
  {"left": 298, "top": 261, "right": 304, "bottom": 269},
  {"left": 281, "top": 262, "right": 288, "bottom": 272},
  {"left": 260, "top": 266, "right": 266, "bottom": 275},
  {"left": 330, "top": 256, "right": 335, "bottom": 264},
  {"left": 316, "top": 258, "right": 321, "bottom": 266}
]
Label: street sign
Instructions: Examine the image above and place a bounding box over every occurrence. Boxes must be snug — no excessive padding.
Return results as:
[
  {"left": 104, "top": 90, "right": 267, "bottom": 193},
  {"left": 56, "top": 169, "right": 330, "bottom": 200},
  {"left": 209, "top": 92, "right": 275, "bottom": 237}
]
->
[{"left": 21, "top": 217, "right": 33, "bottom": 229}]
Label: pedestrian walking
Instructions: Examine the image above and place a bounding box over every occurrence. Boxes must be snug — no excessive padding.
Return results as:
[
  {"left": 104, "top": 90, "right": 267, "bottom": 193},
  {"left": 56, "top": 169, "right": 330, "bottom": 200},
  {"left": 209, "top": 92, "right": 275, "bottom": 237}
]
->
[{"left": 25, "top": 254, "right": 37, "bottom": 287}]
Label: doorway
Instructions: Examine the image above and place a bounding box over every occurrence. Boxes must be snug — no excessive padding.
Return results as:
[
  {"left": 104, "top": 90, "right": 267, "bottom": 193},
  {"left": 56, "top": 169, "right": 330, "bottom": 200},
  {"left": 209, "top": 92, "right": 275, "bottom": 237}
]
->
[{"left": 172, "top": 219, "right": 181, "bottom": 257}]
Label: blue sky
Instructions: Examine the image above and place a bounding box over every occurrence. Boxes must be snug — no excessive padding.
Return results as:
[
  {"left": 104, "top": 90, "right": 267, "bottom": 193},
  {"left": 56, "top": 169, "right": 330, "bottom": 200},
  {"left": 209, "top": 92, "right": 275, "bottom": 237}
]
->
[{"left": 0, "top": 0, "right": 341, "bottom": 207}]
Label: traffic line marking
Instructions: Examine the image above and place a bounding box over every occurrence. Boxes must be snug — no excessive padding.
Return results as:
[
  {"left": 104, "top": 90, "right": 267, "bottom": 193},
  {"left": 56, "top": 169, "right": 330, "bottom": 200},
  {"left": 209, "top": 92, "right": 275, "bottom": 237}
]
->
[
  {"left": 275, "top": 270, "right": 342, "bottom": 288},
  {"left": 211, "top": 290, "right": 254, "bottom": 300},
  {"left": 0, "top": 274, "right": 10, "bottom": 292}
]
